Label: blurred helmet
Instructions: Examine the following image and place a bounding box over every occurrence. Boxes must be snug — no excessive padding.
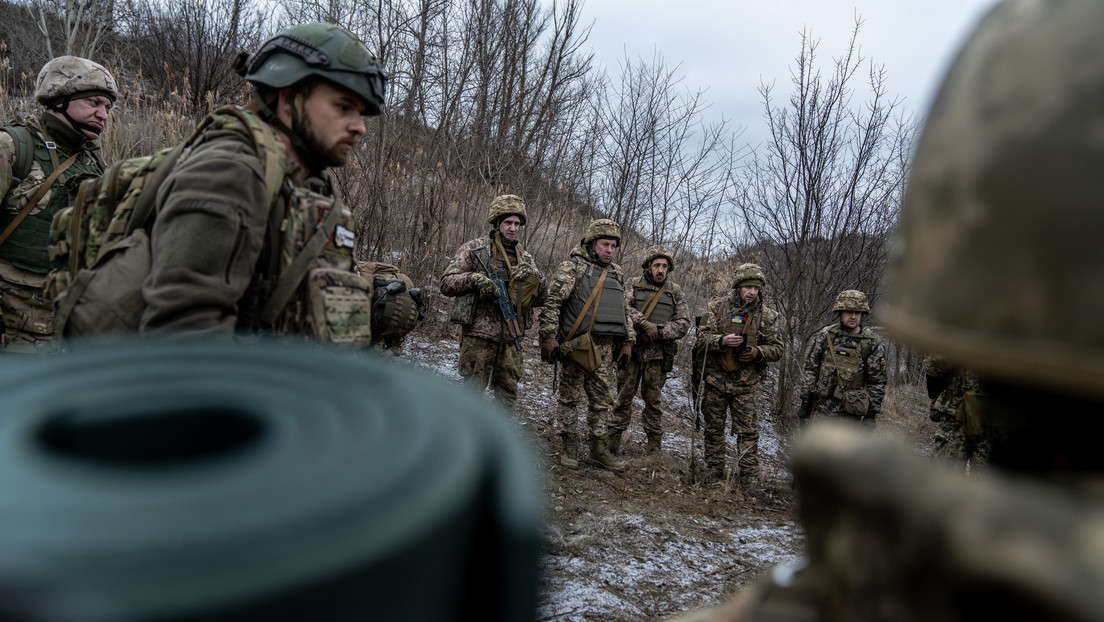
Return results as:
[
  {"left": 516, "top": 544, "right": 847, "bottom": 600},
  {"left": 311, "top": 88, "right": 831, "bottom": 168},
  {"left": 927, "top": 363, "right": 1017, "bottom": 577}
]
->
[
  {"left": 239, "top": 22, "right": 387, "bottom": 115},
  {"left": 35, "top": 56, "right": 119, "bottom": 104},
  {"left": 834, "top": 290, "right": 870, "bottom": 314},
  {"left": 487, "top": 195, "right": 527, "bottom": 226},
  {"left": 882, "top": 0, "right": 1104, "bottom": 400},
  {"left": 641, "top": 244, "right": 675, "bottom": 272},
  {"left": 584, "top": 219, "right": 621, "bottom": 244},
  {"left": 732, "top": 263, "right": 765, "bottom": 289}
]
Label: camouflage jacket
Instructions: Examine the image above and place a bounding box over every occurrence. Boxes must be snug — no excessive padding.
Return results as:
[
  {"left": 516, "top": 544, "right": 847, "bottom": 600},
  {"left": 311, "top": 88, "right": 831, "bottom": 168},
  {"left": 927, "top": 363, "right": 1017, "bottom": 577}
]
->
[
  {"left": 695, "top": 291, "right": 783, "bottom": 391},
  {"left": 441, "top": 233, "right": 548, "bottom": 342},
  {"left": 140, "top": 106, "right": 363, "bottom": 340},
  {"left": 923, "top": 354, "right": 984, "bottom": 419},
  {"left": 801, "top": 323, "right": 888, "bottom": 416},
  {"left": 537, "top": 244, "right": 635, "bottom": 345},
  {"left": 625, "top": 273, "right": 690, "bottom": 363}
]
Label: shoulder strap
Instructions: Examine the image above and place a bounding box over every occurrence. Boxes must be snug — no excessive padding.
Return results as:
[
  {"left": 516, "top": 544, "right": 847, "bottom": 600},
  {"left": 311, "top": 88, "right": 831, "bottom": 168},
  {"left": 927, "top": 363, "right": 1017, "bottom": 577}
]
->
[
  {"left": 0, "top": 150, "right": 80, "bottom": 248},
  {"left": 2, "top": 125, "right": 34, "bottom": 182},
  {"left": 639, "top": 282, "right": 667, "bottom": 320},
  {"left": 563, "top": 267, "right": 607, "bottom": 341}
]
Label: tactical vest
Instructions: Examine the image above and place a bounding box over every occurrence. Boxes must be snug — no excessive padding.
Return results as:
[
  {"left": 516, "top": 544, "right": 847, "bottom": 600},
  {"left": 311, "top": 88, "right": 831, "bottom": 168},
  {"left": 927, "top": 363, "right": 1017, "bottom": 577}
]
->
[
  {"left": 713, "top": 301, "right": 761, "bottom": 372},
  {"left": 0, "top": 126, "right": 102, "bottom": 273},
  {"left": 560, "top": 261, "right": 628, "bottom": 338},
  {"left": 815, "top": 328, "right": 875, "bottom": 397},
  {"left": 631, "top": 277, "right": 677, "bottom": 324}
]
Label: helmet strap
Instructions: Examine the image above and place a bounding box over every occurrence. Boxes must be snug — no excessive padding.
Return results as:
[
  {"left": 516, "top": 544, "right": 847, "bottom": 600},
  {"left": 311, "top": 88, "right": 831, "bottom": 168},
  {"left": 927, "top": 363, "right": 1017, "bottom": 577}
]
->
[
  {"left": 254, "top": 89, "right": 311, "bottom": 165},
  {"left": 47, "top": 96, "right": 102, "bottom": 137}
]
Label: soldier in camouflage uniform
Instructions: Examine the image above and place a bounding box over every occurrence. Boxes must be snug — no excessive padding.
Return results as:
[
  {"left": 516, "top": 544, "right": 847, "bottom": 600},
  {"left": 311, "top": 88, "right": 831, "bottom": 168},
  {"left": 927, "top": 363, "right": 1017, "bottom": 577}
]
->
[
  {"left": 798, "top": 290, "right": 887, "bottom": 427},
  {"left": 695, "top": 263, "right": 783, "bottom": 489},
  {"left": 538, "top": 219, "right": 634, "bottom": 472},
  {"left": 441, "top": 195, "right": 547, "bottom": 409},
  {"left": 922, "top": 355, "right": 991, "bottom": 470},
  {"left": 0, "top": 56, "right": 117, "bottom": 351},
  {"left": 139, "top": 23, "right": 388, "bottom": 341},
  {"left": 609, "top": 244, "right": 691, "bottom": 454}
]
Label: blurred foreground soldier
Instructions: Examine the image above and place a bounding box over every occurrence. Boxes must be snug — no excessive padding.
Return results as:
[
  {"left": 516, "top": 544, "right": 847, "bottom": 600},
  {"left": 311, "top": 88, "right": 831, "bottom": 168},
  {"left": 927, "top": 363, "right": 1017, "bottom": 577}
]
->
[
  {"left": 695, "top": 263, "right": 782, "bottom": 491},
  {"left": 797, "top": 290, "right": 887, "bottom": 428},
  {"left": 538, "top": 218, "right": 634, "bottom": 472},
  {"left": 0, "top": 56, "right": 117, "bottom": 351},
  {"left": 139, "top": 23, "right": 388, "bottom": 340},
  {"left": 609, "top": 244, "right": 691, "bottom": 454},
  {"left": 923, "top": 355, "right": 990, "bottom": 471},
  {"left": 442, "top": 195, "right": 547, "bottom": 409},
  {"left": 669, "top": 2, "right": 1104, "bottom": 620}
]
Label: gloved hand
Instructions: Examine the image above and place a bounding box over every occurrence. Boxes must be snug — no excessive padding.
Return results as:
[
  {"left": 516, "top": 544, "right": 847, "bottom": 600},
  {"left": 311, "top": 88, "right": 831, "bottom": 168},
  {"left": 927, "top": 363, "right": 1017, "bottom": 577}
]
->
[
  {"left": 511, "top": 262, "right": 538, "bottom": 282},
  {"left": 471, "top": 273, "right": 501, "bottom": 299},
  {"left": 639, "top": 320, "right": 659, "bottom": 343},
  {"left": 541, "top": 338, "right": 559, "bottom": 363},
  {"left": 616, "top": 344, "right": 632, "bottom": 370},
  {"left": 737, "top": 346, "right": 760, "bottom": 363}
]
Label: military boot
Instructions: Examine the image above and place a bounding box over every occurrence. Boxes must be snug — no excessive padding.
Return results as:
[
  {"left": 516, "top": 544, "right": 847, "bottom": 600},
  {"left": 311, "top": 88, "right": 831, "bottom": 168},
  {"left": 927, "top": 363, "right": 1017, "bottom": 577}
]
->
[
  {"left": 587, "top": 436, "right": 626, "bottom": 472},
  {"left": 559, "top": 433, "right": 579, "bottom": 469},
  {"left": 606, "top": 429, "right": 624, "bottom": 455},
  {"left": 646, "top": 436, "right": 662, "bottom": 454}
]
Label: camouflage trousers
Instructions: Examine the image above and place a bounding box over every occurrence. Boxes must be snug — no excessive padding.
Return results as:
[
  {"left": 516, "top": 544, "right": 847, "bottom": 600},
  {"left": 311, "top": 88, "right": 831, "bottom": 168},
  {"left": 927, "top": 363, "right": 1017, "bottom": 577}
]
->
[
  {"left": 0, "top": 260, "right": 56, "bottom": 354},
  {"left": 556, "top": 340, "right": 615, "bottom": 440},
  {"left": 932, "top": 415, "right": 991, "bottom": 471},
  {"left": 458, "top": 335, "right": 522, "bottom": 409},
  {"left": 700, "top": 386, "right": 760, "bottom": 484},
  {"left": 611, "top": 358, "right": 668, "bottom": 440}
]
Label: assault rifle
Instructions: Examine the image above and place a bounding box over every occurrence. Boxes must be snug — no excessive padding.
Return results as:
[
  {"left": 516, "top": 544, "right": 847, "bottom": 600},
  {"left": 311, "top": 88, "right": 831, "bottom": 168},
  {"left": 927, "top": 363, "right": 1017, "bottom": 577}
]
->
[{"left": 472, "top": 245, "right": 524, "bottom": 353}]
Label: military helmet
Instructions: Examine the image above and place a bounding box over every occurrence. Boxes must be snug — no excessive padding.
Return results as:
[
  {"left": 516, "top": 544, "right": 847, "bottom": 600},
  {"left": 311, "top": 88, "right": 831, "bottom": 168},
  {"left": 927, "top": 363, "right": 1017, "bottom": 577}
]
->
[
  {"left": 35, "top": 56, "right": 119, "bottom": 104},
  {"left": 487, "top": 195, "right": 527, "bottom": 226},
  {"left": 584, "top": 219, "right": 621, "bottom": 244},
  {"left": 882, "top": 0, "right": 1104, "bottom": 400},
  {"left": 239, "top": 22, "right": 387, "bottom": 115},
  {"left": 834, "top": 290, "right": 870, "bottom": 314},
  {"left": 732, "top": 263, "right": 765, "bottom": 289},
  {"left": 641, "top": 244, "right": 675, "bottom": 272}
]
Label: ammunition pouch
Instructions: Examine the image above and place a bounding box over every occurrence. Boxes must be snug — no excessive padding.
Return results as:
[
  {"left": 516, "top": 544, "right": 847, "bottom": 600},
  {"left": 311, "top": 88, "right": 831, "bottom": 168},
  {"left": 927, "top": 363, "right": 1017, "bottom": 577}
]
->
[
  {"left": 305, "top": 268, "right": 373, "bottom": 347},
  {"left": 449, "top": 292, "right": 477, "bottom": 326}
]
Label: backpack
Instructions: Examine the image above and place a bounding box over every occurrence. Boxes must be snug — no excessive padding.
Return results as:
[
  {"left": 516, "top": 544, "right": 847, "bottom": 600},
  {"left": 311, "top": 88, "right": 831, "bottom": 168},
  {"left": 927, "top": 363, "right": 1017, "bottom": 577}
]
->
[
  {"left": 47, "top": 106, "right": 287, "bottom": 338},
  {"left": 355, "top": 260, "right": 424, "bottom": 344},
  {"left": 1, "top": 125, "right": 34, "bottom": 188}
]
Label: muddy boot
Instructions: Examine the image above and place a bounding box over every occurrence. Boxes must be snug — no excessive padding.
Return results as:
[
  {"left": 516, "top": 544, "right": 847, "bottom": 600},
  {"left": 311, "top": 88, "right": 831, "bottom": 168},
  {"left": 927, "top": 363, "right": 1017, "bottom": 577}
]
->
[
  {"left": 606, "top": 429, "right": 624, "bottom": 455},
  {"left": 646, "top": 436, "right": 662, "bottom": 454},
  {"left": 587, "top": 436, "right": 626, "bottom": 472},
  {"left": 559, "top": 433, "right": 579, "bottom": 469}
]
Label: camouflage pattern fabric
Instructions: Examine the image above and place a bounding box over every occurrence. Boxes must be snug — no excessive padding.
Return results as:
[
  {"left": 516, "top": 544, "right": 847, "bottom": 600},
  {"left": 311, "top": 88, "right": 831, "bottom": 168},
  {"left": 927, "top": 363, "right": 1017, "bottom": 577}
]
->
[
  {"left": 34, "top": 56, "right": 118, "bottom": 103},
  {"left": 611, "top": 358, "right": 668, "bottom": 441},
  {"left": 694, "top": 290, "right": 783, "bottom": 483},
  {"left": 801, "top": 323, "right": 887, "bottom": 420},
  {"left": 458, "top": 334, "right": 522, "bottom": 409},
  {"left": 556, "top": 338, "right": 616, "bottom": 440},
  {"left": 625, "top": 273, "right": 691, "bottom": 363},
  {"left": 924, "top": 355, "right": 991, "bottom": 470}
]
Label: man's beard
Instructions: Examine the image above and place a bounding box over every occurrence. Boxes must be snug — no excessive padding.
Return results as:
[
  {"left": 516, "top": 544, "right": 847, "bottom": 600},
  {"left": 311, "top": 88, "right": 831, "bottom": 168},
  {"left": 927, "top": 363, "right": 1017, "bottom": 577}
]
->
[{"left": 300, "top": 114, "right": 352, "bottom": 169}]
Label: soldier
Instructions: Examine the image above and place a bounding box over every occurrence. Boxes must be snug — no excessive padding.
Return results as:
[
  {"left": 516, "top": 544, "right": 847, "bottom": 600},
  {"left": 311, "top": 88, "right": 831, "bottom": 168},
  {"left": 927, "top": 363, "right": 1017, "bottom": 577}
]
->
[
  {"left": 609, "top": 244, "right": 691, "bottom": 454},
  {"left": 797, "top": 290, "right": 886, "bottom": 427},
  {"left": 441, "top": 194, "right": 547, "bottom": 409},
  {"left": 672, "top": 2, "right": 1104, "bottom": 620},
  {"left": 922, "top": 355, "right": 990, "bottom": 471},
  {"left": 538, "top": 218, "right": 634, "bottom": 472},
  {"left": 0, "top": 56, "right": 118, "bottom": 351},
  {"left": 139, "top": 23, "right": 388, "bottom": 340},
  {"left": 695, "top": 263, "right": 783, "bottom": 490}
]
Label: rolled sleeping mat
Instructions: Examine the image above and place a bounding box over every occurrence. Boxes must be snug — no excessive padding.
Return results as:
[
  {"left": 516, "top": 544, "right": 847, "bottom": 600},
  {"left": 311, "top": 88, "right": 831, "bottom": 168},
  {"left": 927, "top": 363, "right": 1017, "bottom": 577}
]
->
[{"left": 0, "top": 339, "right": 543, "bottom": 622}]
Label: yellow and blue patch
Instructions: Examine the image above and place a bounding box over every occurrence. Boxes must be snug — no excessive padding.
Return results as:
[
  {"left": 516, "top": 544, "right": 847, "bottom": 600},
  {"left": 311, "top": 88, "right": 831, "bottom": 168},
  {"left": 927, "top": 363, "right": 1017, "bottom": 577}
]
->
[{"left": 730, "top": 314, "right": 746, "bottom": 324}]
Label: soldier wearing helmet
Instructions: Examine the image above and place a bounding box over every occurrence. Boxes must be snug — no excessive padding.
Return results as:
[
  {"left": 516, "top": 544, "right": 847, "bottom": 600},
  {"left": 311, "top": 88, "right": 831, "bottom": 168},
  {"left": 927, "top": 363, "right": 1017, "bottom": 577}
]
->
[
  {"left": 140, "top": 23, "right": 390, "bottom": 340},
  {"left": 441, "top": 195, "right": 548, "bottom": 409},
  {"left": 797, "top": 290, "right": 887, "bottom": 427},
  {"left": 695, "top": 263, "right": 784, "bottom": 493},
  {"left": 608, "top": 244, "right": 691, "bottom": 455},
  {"left": 538, "top": 218, "right": 635, "bottom": 472},
  {"left": 0, "top": 56, "right": 118, "bottom": 351}
]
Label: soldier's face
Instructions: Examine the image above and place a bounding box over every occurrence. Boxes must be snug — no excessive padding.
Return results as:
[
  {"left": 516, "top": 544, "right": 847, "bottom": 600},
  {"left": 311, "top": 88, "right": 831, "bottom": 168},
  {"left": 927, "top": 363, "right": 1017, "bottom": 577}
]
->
[
  {"left": 840, "top": 310, "right": 863, "bottom": 331},
  {"left": 737, "top": 285, "right": 759, "bottom": 304},
  {"left": 292, "top": 81, "right": 367, "bottom": 169},
  {"left": 64, "top": 95, "right": 112, "bottom": 139},
  {"left": 593, "top": 238, "right": 617, "bottom": 263},
  {"left": 649, "top": 258, "right": 669, "bottom": 283},
  {"left": 498, "top": 215, "right": 522, "bottom": 241}
]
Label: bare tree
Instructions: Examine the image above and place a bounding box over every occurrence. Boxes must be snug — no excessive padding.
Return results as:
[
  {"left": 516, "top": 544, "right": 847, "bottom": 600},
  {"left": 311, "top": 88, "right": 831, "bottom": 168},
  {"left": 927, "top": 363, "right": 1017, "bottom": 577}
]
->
[{"left": 729, "top": 18, "right": 917, "bottom": 428}]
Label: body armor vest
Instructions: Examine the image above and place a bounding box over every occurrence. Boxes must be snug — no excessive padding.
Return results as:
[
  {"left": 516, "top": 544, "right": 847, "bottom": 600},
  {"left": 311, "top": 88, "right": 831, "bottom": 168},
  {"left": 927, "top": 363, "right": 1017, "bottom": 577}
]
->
[
  {"left": 713, "top": 303, "right": 761, "bottom": 372},
  {"left": 816, "top": 330, "right": 872, "bottom": 397},
  {"left": 560, "top": 262, "right": 628, "bottom": 337},
  {"left": 632, "top": 277, "right": 676, "bottom": 324}
]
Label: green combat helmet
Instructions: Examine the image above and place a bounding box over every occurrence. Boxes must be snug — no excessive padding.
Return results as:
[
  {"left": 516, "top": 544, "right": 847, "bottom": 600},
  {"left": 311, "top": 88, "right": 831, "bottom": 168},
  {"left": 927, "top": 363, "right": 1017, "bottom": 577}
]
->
[
  {"left": 641, "top": 244, "right": 675, "bottom": 272},
  {"left": 834, "top": 290, "right": 870, "bottom": 314},
  {"left": 584, "top": 218, "right": 621, "bottom": 244},
  {"left": 487, "top": 194, "right": 526, "bottom": 226},
  {"left": 732, "top": 263, "right": 764, "bottom": 289},
  {"left": 35, "top": 56, "right": 119, "bottom": 104},
  {"left": 237, "top": 22, "right": 387, "bottom": 115}
]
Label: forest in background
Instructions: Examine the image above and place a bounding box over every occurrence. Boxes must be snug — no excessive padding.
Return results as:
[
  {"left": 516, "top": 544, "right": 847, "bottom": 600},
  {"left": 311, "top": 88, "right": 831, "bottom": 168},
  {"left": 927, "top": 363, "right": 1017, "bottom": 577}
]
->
[{"left": 0, "top": 0, "right": 925, "bottom": 427}]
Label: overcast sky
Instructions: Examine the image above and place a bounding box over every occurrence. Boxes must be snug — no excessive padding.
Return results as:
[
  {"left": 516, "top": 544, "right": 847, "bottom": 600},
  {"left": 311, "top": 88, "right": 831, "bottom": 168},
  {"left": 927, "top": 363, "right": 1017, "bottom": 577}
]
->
[{"left": 576, "top": 0, "right": 1001, "bottom": 148}]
